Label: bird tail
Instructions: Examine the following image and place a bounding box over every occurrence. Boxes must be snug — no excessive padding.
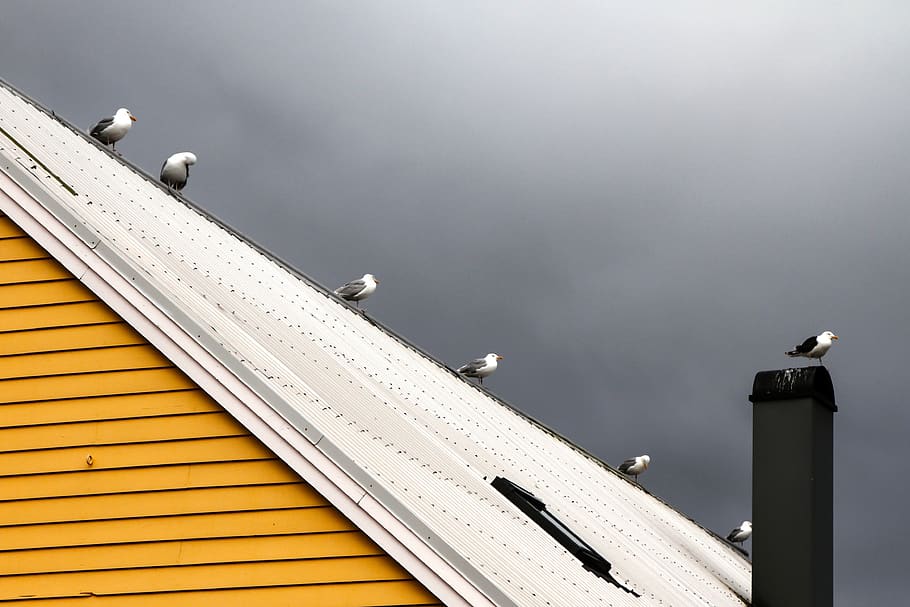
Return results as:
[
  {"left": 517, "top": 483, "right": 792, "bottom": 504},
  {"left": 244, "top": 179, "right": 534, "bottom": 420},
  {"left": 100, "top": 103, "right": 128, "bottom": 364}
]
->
[{"left": 785, "top": 350, "right": 799, "bottom": 357}]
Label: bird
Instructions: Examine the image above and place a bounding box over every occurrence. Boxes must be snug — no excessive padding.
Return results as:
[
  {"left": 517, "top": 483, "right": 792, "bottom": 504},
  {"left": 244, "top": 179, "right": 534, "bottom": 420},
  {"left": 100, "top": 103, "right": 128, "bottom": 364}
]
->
[
  {"left": 786, "top": 331, "right": 838, "bottom": 364},
  {"left": 457, "top": 353, "right": 503, "bottom": 385},
  {"left": 89, "top": 108, "right": 136, "bottom": 152},
  {"left": 334, "top": 274, "right": 379, "bottom": 308},
  {"left": 618, "top": 455, "right": 650, "bottom": 482},
  {"left": 160, "top": 152, "right": 198, "bottom": 192},
  {"left": 726, "top": 520, "right": 752, "bottom": 546}
]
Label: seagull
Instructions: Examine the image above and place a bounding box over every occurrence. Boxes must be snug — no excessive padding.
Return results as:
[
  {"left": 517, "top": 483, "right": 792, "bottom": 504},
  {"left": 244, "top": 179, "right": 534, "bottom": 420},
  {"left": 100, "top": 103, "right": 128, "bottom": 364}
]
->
[
  {"left": 618, "top": 455, "right": 650, "bottom": 482},
  {"left": 160, "top": 152, "right": 198, "bottom": 192},
  {"left": 334, "top": 274, "right": 379, "bottom": 308},
  {"left": 726, "top": 520, "right": 752, "bottom": 546},
  {"left": 457, "top": 353, "right": 503, "bottom": 385},
  {"left": 786, "top": 331, "right": 838, "bottom": 364},
  {"left": 89, "top": 108, "right": 136, "bottom": 152}
]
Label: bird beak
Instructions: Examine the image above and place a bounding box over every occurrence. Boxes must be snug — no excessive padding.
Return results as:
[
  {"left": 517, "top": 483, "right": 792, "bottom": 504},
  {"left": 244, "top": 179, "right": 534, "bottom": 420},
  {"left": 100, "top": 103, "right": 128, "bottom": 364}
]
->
[
  {"left": 374, "top": 278, "right": 380, "bottom": 284},
  {"left": 130, "top": 115, "right": 137, "bottom": 121},
  {"left": 832, "top": 335, "right": 839, "bottom": 340},
  {"left": 496, "top": 355, "right": 504, "bottom": 360}
]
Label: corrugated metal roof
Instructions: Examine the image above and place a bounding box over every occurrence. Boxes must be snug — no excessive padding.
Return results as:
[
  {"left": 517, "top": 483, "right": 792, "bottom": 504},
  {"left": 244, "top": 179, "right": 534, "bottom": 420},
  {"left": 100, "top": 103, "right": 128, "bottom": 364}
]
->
[{"left": 0, "top": 79, "right": 750, "bottom": 606}]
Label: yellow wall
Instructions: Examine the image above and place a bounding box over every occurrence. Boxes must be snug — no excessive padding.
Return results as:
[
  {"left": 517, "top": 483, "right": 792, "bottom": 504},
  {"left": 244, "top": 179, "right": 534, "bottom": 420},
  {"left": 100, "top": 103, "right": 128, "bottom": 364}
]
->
[{"left": 0, "top": 212, "right": 443, "bottom": 606}]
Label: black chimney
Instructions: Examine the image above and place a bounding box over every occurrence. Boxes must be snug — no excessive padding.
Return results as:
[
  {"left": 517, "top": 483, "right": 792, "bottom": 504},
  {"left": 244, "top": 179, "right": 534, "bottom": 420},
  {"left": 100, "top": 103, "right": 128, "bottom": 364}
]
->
[{"left": 749, "top": 366, "right": 835, "bottom": 607}]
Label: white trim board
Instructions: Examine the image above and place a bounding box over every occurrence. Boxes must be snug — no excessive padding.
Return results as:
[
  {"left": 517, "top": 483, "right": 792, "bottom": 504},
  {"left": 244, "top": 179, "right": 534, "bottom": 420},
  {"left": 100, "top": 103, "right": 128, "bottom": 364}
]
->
[{"left": 0, "top": 159, "right": 498, "bottom": 607}]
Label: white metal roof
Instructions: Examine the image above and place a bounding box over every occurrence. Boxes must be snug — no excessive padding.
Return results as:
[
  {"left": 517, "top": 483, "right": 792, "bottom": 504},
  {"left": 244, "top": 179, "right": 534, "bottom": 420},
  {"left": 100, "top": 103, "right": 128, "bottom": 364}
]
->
[{"left": 0, "top": 79, "right": 750, "bottom": 607}]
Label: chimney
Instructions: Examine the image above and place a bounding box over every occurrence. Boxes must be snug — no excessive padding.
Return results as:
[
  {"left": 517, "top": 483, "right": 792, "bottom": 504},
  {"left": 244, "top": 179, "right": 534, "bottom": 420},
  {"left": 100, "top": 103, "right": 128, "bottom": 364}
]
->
[{"left": 749, "top": 366, "right": 836, "bottom": 607}]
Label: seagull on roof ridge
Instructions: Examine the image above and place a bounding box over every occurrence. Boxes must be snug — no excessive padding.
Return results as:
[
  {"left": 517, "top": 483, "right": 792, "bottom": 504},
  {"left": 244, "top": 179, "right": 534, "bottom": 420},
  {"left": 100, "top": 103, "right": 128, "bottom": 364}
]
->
[
  {"left": 334, "top": 273, "right": 379, "bottom": 308},
  {"left": 160, "top": 152, "right": 197, "bottom": 192},
  {"left": 457, "top": 353, "right": 503, "bottom": 385},
  {"left": 726, "top": 520, "right": 752, "bottom": 546},
  {"left": 786, "top": 331, "right": 838, "bottom": 364},
  {"left": 618, "top": 454, "right": 650, "bottom": 482},
  {"left": 89, "top": 108, "right": 136, "bottom": 153}
]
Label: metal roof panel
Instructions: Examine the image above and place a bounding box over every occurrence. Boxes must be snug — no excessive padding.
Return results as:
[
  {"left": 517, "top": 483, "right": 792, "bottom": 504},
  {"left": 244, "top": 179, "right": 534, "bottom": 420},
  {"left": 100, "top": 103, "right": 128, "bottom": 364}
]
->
[{"left": 0, "top": 80, "right": 750, "bottom": 607}]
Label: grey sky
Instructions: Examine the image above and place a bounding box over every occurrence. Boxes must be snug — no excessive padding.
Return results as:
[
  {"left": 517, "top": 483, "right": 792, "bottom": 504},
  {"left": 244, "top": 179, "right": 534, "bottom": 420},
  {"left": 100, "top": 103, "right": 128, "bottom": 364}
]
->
[{"left": 3, "top": 2, "right": 909, "bottom": 603}]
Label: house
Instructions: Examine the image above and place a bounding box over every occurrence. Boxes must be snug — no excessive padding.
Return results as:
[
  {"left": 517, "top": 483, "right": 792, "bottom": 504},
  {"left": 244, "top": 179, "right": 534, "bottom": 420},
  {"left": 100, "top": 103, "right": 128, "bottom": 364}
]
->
[{"left": 0, "top": 79, "right": 750, "bottom": 606}]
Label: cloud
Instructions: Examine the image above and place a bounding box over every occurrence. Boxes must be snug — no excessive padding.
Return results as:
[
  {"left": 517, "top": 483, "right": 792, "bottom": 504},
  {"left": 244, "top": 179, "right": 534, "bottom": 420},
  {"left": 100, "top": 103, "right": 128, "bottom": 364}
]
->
[{"left": 3, "top": 1, "right": 909, "bottom": 600}]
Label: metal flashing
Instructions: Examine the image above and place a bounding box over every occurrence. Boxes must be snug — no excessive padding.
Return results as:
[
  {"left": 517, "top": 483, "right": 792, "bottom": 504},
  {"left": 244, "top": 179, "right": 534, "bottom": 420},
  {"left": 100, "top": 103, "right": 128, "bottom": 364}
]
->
[{"left": 0, "top": 147, "right": 100, "bottom": 249}]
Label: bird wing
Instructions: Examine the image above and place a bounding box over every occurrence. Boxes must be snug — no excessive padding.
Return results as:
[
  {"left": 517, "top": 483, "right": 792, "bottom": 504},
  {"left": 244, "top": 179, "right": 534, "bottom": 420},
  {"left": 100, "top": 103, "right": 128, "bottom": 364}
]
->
[
  {"left": 618, "top": 458, "right": 637, "bottom": 473},
  {"left": 90, "top": 116, "right": 114, "bottom": 136},
  {"left": 795, "top": 336, "right": 818, "bottom": 353},
  {"left": 458, "top": 358, "right": 487, "bottom": 374},
  {"left": 160, "top": 161, "right": 188, "bottom": 188},
  {"left": 335, "top": 279, "right": 366, "bottom": 297},
  {"left": 726, "top": 528, "right": 740, "bottom": 541}
]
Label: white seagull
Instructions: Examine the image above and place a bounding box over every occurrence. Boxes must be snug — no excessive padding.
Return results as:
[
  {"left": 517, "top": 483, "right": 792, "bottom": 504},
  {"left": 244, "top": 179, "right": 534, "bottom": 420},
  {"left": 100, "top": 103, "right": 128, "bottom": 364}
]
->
[
  {"left": 334, "top": 274, "right": 379, "bottom": 308},
  {"left": 726, "top": 520, "right": 752, "bottom": 546},
  {"left": 457, "top": 353, "right": 503, "bottom": 385},
  {"left": 90, "top": 108, "right": 136, "bottom": 152},
  {"left": 786, "top": 331, "right": 839, "bottom": 364},
  {"left": 618, "top": 454, "right": 650, "bottom": 482},
  {"left": 160, "top": 152, "right": 198, "bottom": 192}
]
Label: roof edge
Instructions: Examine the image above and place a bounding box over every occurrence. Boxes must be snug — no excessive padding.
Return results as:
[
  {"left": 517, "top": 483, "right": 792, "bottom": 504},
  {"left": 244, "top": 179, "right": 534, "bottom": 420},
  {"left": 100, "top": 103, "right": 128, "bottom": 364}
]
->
[
  {"left": 0, "top": 159, "right": 500, "bottom": 607},
  {"left": 0, "top": 75, "right": 751, "bottom": 584}
]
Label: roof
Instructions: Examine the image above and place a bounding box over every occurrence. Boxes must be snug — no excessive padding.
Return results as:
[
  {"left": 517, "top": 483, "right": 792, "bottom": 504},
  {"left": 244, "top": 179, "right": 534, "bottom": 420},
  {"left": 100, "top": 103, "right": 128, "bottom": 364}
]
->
[{"left": 0, "top": 79, "right": 751, "bottom": 607}]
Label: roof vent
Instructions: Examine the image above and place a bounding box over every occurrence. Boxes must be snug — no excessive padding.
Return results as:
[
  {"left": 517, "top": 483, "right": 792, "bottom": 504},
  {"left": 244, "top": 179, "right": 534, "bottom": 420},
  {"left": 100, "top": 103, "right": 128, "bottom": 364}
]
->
[{"left": 492, "top": 476, "right": 640, "bottom": 597}]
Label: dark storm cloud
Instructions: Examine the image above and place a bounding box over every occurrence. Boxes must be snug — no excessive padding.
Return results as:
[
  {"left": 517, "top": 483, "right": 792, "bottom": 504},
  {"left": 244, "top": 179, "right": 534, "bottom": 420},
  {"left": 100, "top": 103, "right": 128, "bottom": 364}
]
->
[{"left": 3, "top": 2, "right": 910, "bottom": 603}]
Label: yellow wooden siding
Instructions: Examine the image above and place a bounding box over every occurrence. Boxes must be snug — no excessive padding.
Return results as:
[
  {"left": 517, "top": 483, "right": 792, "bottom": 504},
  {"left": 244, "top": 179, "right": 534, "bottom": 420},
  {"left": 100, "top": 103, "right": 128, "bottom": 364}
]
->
[
  {"left": 0, "top": 300, "right": 121, "bottom": 332},
  {"left": 0, "top": 257, "right": 72, "bottom": 284},
  {"left": 0, "top": 279, "right": 98, "bottom": 308},
  {"left": 0, "top": 216, "right": 26, "bottom": 238},
  {"left": 0, "top": 582, "right": 437, "bottom": 607},
  {"left": 0, "top": 212, "right": 442, "bottom": 606}
]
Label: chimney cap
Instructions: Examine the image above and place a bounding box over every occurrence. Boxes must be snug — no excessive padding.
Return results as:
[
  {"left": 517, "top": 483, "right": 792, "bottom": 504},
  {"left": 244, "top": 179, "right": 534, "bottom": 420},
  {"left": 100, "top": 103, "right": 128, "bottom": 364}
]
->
[{"left": 749, "top": 366, "right": 837, "bottom": 412}]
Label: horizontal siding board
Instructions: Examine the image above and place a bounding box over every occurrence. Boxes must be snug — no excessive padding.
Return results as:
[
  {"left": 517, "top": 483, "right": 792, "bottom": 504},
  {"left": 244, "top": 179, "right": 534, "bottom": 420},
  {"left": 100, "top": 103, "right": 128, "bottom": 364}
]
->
[
  {"left": 0, "top": 461, "right": 298, "bottom": 501},
  {"left": 0, "top": 581, "right": 441, "bottom": 606},
  {"left": 0, "top": 556, "right": 410, "bottom": 597},
  {"left": 0, "top": 390, "right": 217, "bottom": 428},
  {"left": 0, "top": 258, "right": 71, "bottom": 285},
  {"left": 0, "top": 279, "right": 96, "bottom": 309},
  {"left": 0, "top": 484, "right": 330, "bottom": 526},
  {"left": 0, "top": 323, "right": 143, "bottom": 356},
  {"left": 0, "top": 412, "right": 246, "bottom": 452},
  {"left": 0, "top": 368, "right": 197, "bottom": 403},
  {"left": 0, "top": 508, "right": 357, "bottom": 551},
  {"left": 1, "top": 532, "right": 379, "bottom": 575},
  {"left": 0, "top": 237, "right": 48, "bottom": 261},
  {"left": 0, "top": 216, "right": 26, "bottom": 239},
  {"left": 0, "top": 301, "right": 120, "bottom": 332},
  {"left": 0, "top": 344, "right": 172, "bottom": 380}
]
